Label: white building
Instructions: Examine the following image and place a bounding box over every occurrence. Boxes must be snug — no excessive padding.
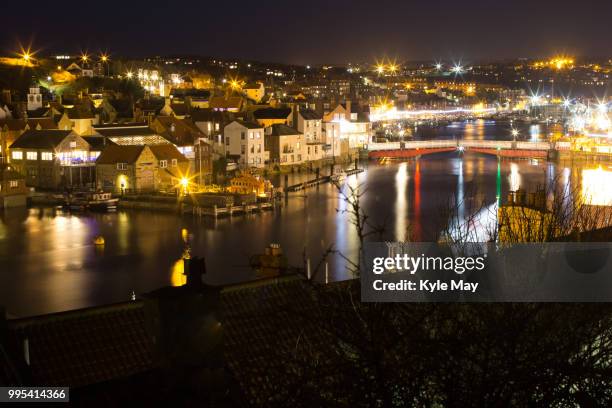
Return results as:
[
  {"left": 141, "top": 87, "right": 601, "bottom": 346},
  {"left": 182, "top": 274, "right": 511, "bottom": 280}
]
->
[
  {"left": 295, "top": 108, "right": 322, "bottom": 142},
  {"left": 224, "top": 120, "right": 267, "bottom": 168},
  {"left": 265, "top": 124, "right": 305, "bottom": 166},
  {"left": 322, "top": 121, "right": 343, "bottom": 158},
  {"left": 27, "top": 86, "right": 42, "bottom": 111}
]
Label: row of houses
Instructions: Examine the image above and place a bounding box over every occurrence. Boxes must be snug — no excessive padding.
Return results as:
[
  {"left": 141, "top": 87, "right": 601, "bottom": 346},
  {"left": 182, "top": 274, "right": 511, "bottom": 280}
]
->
[{"left": 223, "top": 102, "right": 371, "bottom": 169}]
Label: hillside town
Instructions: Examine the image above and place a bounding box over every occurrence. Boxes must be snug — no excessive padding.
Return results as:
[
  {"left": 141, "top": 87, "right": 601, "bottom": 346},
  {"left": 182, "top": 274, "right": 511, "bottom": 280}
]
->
[{"left": 1, "top": 51, "right": 610, "bottom": 208}]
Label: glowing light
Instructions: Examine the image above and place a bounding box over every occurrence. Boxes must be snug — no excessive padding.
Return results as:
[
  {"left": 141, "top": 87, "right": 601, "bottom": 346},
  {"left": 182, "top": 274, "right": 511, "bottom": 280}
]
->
[
  {"left": 435, "top": 63, "right": 442, "bottom": 70},
  {"left": 597, "top": 102, "right": 608, "bottom": 113},
  {"left": 100, "top": 54, "right": 109, "bottom": 62},
  {"left": 376, "top": 64, "right": 385, "bottom": 75},
  {"left": 582, "top": 167, "right": 612, "bottom": 206},
  {"left": 451, "top": 64, "right": 464, "bottom": 74},
  {"left": 511, "top": 129, "right": 519, "bottom": 138},
  {"left": 530, "top": 94, "right": 541, "bottom": 106},
  {"left": 80, "top": 53, "right": 89, "bottom": 63},
  {"left": 126, "top": 71, "right": 133, "bottom": 79},
  {"left": 180, "top": 177, "right": 189, "bottom": 193}
]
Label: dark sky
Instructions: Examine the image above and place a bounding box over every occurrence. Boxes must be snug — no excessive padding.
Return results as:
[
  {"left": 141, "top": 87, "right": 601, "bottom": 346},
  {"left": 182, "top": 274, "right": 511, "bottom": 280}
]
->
[{"left": 2, "top": 0, "right": 611, "bottom": 64}]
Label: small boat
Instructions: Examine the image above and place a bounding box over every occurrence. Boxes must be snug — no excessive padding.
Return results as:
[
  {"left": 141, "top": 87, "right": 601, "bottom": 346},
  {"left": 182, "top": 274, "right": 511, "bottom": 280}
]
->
[{"left": 65, "top": 191, "right": 119, "bottom": 212}]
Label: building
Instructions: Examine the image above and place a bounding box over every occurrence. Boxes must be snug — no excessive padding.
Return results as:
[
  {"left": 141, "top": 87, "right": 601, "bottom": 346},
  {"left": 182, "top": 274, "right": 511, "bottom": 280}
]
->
[
  {"left": 0, "top": 164, "right": 27, "bottom": 208},
  {"left": 228, "top": 173, "right": 273, "bottom": 196},
  {"left": 294, "top": 108, "right": 322, "bottom": 142},
  {"left": 27, "top": 85, "right": 43, "bottom": 112},
  {"left": 190, "top": 109, "right": 234, "bottom": 156},
  {"left": 209, "top": 96, "right": 244, "bottom": 112},
  {"left": 265, "top": 124, "right": 305, "bottom": 166},
  {"left": 322, "top": 121, "right": 345, "bottom": 158},
  {"left": 323, "top": 101, "right": 372, "bottom": 149},
  {"left": 0, "top": 118, "right": 57, "bottom": 164},
  {"left": 224, "top": 120, "right": 267, "bottom": 169},
  {"left": 243, "top": 82, "right": 265, "bottom": 103},
  {"left": 96, "top": 144, "right": 189, "bottom": 193},
  {"left": 9, "top": 130, "right": 101, "bottom": 189},
  {"left": 94, "top": 124, "right": 169, "bottom": 145}
]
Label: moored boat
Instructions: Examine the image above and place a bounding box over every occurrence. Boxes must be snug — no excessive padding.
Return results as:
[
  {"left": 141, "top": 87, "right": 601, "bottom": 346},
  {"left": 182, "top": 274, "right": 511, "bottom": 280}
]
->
[{"left": 64, "top": 192, "right": 118, "bottom": 212}]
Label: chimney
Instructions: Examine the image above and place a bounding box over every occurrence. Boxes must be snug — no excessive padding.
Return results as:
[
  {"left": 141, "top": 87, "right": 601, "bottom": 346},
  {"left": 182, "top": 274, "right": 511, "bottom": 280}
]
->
[{"left": 183, "top": 256, "right": 206, "bottom": 290}]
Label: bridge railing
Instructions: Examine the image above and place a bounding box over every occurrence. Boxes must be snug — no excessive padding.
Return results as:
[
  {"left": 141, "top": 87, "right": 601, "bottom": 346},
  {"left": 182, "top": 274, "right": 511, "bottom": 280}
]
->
[{"left": 367, "top": 139, "right": 553, "bottom": 151}]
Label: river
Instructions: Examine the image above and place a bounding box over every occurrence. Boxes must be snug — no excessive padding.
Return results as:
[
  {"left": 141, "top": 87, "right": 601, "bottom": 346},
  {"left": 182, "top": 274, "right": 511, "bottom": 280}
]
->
[{"left": 1, "top": 120, "right": 610, "bottom": 317}]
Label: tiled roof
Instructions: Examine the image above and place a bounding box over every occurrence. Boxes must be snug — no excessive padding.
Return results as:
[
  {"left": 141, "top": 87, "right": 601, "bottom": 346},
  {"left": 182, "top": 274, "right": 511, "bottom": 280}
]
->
[
  {"left": 96, "top": 145, "right": 145, "bottom": 164},
  {"left": 232, "top": 119, "right": 262, "bottom": 129},
  {"left": 66, "top": 107, "right": 94, "bottom": 119},
  {"left": 190, "top": 108, "right": 233, "bottom": 123},
  {"left": 0, "top": 118, "right": 57, "bottom": 132},
  {"left": 299, "top": 109, "right": 321, "bottom": 120},
  {"left": 269, "top": 124, "right": 301, "bottom": 136},
  {"left": 148, "top": 144, "right": 188, "bottom": 162},
  {"left": 9, "top": 130, "right": 72, "bottom": 149},
  {"left": 220, "top": 276, "right": 335, "bottom": 406},
  {"left": 154, "top": 116, "right": 203, "bottom": 146},
  {"left": 94, "top": 125, "right": 156, "bottom": 138},
  {"left": 253, "top": 108, "right": 291, "bottom": 120},
  {"left": 209, "top": 96, "right": 243, "bottom": 110},
  {"left": 82, "top": 135, "right": 113, "bottom": 151},
  {"left": 6, "top": 301, "right": 154, "bottom": 388}
]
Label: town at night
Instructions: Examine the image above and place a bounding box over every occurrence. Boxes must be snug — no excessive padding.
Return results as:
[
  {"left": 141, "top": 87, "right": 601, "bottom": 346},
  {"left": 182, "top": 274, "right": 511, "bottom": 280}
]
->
[{"left": 0, "top": 0, "right": 612, "bottom": 405}]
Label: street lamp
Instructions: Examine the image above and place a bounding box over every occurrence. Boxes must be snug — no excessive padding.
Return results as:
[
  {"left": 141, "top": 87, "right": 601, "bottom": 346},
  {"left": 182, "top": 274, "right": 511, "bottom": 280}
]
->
[
  {"left": 100, "top": 54, "right": 109, "bottom": 76},
  {"left": 511, "top": 128, "right": 519, "bottom": 141}
]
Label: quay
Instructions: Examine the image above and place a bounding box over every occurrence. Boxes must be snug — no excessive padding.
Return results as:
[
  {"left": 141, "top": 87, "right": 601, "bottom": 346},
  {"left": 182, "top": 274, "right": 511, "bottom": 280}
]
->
[
  {"left": 186, "top": 201, "right": 275, "bottom": 218},
  {"left": 284, "top": 167, "right": 364, "bottom": 192}
]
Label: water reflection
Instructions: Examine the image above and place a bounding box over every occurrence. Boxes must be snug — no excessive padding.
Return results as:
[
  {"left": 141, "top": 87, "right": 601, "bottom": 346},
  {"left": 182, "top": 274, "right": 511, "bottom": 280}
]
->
[
  {"left": 395, "top": 162, "right": 408, "bottom": 241},
  {"left": 509, "top": 162, "right": 522, "bottom": 191},
  {"left": 1, "top": 121, "right": 611, "bottom": 316}
]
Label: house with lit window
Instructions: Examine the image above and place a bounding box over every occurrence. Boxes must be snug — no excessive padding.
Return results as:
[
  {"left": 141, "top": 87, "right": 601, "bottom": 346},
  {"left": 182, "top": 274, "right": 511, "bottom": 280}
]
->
[
  {"left": 243, "top": 82, "right": 265, "bottom": 103},
  {"left": 9, "top": 129, "right": 104, "bottom": 189},
  {"left": 322, "top": 101, "right": 372, "bottom": 149},
  {"left": 0, "top": 118, "right": 57, "bottom": 164},
  {"left": 190, "top": 108, "right": 235, "bottom": 157},
  {"left": 95, "top": 144, "right": 189, "bottom": 193},
  {"left": 0, "top": 164, "right": 28, "bottom": 208},
  {"left": 264, "top": 124, "right": 305, "bottom": 166},
  {"left": 223, "top": 120, "right": 267, "bottom": 169}
]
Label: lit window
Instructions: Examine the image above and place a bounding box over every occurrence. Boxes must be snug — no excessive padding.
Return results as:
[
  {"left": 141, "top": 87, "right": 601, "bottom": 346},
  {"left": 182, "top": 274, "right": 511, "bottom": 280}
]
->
[
  {"left": 171, "top": 159, "right": 177, "bottom": 167},
  {"left": 159, "top": 160, "right": 168, "bottom": 168},
  {"left": 41, "top": 152, "right": 53, "bottom": 161},
  {"left": 70, "top": 141, "right": 77, "bottom": 148},
  {"left": 9, "top": 180, "right": 19, "bottom": 188},
  {"left": 116, "top": 163, "right": 127, "bottom": 170},
  {"left": 12, "top": 151, "right": 23, "bottom": 160},
  {"left": 26, "top": 151, "right": 37, "bottom": 160}
]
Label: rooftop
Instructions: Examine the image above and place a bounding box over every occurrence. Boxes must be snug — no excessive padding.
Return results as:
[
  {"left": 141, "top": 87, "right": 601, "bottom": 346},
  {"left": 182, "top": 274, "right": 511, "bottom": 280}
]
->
[{"left": 9, "top": 130, "right": 72, "bottom": 149}]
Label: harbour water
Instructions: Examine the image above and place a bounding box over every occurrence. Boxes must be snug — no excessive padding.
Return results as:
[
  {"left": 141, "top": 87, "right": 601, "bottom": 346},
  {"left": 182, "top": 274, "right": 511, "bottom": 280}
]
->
[{"left": 0, "top": 120, "right": 610, "bottom": 317}]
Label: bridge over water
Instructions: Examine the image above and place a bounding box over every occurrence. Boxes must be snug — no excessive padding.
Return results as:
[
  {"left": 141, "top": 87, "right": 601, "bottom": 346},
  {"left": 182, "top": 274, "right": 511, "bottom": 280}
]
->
[{"left": 367, "top": 139, "right": 555, "bottom": 159}]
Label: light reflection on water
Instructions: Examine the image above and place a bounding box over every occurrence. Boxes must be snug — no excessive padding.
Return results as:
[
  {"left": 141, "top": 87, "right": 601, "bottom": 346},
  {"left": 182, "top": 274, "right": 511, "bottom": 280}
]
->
[{"left": 1, "top": 122, "right": 611, "bottom": 316}]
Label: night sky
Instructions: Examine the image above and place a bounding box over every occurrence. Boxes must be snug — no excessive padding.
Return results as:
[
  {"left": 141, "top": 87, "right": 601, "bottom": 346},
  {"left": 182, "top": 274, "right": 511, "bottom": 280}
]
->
[{"left": 2, "top": 0, "right": 611, "bottom": 64}]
